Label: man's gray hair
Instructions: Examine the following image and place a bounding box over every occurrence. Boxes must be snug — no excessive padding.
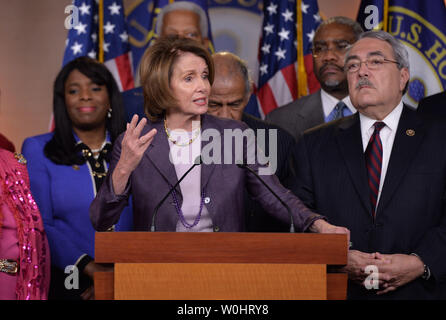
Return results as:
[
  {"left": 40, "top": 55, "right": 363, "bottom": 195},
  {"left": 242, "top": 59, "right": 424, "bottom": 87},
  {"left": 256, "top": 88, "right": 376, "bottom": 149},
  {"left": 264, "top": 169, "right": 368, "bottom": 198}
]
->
[
  {"left": 315, "top": 16, "right": 364, "bottom": 41},
  {"left": 345, "top": 30, "right": 410, "bottom": 94},
  {"left": 155, "top": 1, "right": 209, "bottom": 38},
  {"left": 356, "top": 30, "right": 410, "bottom": 71}
]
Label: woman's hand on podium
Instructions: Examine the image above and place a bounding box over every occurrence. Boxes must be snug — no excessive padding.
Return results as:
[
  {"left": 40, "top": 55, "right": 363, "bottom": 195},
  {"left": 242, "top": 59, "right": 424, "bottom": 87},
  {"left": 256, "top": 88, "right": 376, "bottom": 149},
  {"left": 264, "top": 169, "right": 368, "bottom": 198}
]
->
[{"left": 310, "top": 219, "right": 350, "bottom": 242}]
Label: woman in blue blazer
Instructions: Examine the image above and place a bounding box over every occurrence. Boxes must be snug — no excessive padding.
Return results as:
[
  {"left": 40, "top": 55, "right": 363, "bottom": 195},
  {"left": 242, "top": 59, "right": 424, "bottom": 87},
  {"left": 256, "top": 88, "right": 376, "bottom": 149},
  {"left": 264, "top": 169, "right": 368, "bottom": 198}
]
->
[{"left": 22, "top": 57, "right": 133, "bottom": 300}]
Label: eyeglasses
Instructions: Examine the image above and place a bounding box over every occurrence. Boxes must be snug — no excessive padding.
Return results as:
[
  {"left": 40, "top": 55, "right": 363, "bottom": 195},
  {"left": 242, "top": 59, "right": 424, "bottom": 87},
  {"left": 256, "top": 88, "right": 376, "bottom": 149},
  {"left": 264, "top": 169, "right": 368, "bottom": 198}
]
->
[
  {"left": 312, "top": 40, "right": 352, "bottom": 58},
  {"left": 345, "top": 56, "right": 400, "bottom": 73}
]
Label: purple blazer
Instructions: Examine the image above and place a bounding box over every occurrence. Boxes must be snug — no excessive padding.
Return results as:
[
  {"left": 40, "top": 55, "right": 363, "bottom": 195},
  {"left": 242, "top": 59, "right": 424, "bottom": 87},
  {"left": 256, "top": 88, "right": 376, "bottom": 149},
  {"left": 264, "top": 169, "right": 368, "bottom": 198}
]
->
[{"left": 90, "top": 114, "right": 323, "bottom": 232}]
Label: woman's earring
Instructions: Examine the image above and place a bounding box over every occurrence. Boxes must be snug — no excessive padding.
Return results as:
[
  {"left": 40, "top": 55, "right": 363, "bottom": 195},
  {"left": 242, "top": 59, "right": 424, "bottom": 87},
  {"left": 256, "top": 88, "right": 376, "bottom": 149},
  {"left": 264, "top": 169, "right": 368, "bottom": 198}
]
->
[{"left": 107, "top": 108, "right": 112, "bottom": 118}]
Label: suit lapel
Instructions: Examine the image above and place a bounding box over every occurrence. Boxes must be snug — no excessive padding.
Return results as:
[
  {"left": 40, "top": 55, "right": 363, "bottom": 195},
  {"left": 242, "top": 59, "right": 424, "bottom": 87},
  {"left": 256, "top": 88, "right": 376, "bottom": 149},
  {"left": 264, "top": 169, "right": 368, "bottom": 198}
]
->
[
  {"left": 377, "top": 106, "right": 425, "bottom": 214},
  {"left": 145, "top": 121, "right": 180, "bottom": 192},
  {"left": 200, "top": 114, "right": 216, "bottom": 190},
  {"left": 299, "top": 90, "right": 325, "bottom": 128},
  {"left": 336, "top": 114, "right": 372, "bottom": 214}
]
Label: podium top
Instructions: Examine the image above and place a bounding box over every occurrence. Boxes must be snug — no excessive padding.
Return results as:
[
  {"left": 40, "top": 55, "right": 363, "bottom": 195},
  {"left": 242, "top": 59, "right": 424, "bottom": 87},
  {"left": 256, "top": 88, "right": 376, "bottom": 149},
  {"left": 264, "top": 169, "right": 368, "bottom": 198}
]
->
[{"left": 95, "top": 232, "right": 347, "bottom": 265}]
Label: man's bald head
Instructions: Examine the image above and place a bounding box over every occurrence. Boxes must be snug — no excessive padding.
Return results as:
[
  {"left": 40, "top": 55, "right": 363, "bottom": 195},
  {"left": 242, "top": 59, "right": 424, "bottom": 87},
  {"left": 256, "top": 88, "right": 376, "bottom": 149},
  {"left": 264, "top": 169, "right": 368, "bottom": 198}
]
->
[{"left": 209, "top": 52, "right": 252, "bottom": 121}]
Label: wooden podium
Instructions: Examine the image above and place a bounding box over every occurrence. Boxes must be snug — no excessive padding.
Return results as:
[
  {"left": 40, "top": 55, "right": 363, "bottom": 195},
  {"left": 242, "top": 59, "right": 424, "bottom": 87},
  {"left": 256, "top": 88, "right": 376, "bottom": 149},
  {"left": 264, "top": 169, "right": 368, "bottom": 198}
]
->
[{"left": 94, "top": 232, "right": 348, "bottom": 300}]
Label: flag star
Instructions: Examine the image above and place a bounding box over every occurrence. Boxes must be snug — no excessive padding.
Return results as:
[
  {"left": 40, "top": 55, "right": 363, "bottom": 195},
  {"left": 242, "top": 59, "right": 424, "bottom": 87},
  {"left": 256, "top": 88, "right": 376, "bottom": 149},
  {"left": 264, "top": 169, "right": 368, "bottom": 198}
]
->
[
  {"left": 108, "top": 2, "right": 121, "bottom": 15},
  {"left": 266, "top": 3, "right": 278, "bottom": 15},
  {"left": 78, "top": 2, "right": 91, "bottom": 15},
  {"left": 274, "top": 47, "right": 286, "bottom": 61},
  {"left": 278, "top": 28, "right": 290, "bottom": 41},
  {"left": 103, "top": 42, "right": 110, "bottom": 52},
  {"left": 88, "top": 49, "right": 97, "bottom": 59},
  {"left": 71, "top": 41, "right": 83, "bottom": 55},
  {"left": 94, "top": 14, "right": 98, "bottom": 24},
  {"left": 74, "top": 22, "right": 87, "bottom": 35},
  {"left": 260, "top": 63, "right": 268, "bottom": 76},
  {"left": 301, "top": 1, "right": 309, "bottom": 14},
  {"left": 313, "top": 13, "right": 321, "bottom": 22},
  {"left": 261, "top": 43, "right": 271, "bottom": 55},
  {"left": 282, "top": 9, "right": 294, "bottom": 22},
  {"left": 307, "top": 29, "right": 315, "bottom": 42},
  {"left": 119, "top": 31, "right": 128, "bottom": 42},
  {"left": 264, "top": 23, "right": 274, "bottom": 36},
  {"left": 65, "top": 39, "right": 69, "bottom": 47},
  {"left": 103, "top": 21, "right": 116, "bottom": 34},
  {"left": 91, "top": 33, "right": 97, "bottom": 42}
]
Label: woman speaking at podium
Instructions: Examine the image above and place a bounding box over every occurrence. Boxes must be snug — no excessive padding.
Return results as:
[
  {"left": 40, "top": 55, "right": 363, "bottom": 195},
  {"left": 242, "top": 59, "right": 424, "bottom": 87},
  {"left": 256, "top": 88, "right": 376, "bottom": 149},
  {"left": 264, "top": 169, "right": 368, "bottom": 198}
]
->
[{"left": 90, "top": 36, "right": 348, "bottom": 237}]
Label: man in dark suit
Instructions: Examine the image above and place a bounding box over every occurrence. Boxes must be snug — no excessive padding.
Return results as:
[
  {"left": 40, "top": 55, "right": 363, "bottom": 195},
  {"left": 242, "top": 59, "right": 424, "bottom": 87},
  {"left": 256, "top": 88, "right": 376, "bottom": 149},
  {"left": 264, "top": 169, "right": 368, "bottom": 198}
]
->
[
  {"left": 209, "top": 51, "right": 296, "bottom": 231},
  {"left": 265, "top": 16, "right": 363, "bottom": 141},
  {"left": 122, "top": 1, "right": 210, "bottom": 122},
  {"left": 417, "top": 91, "right": 446, "bottom": 117},
  {"left": 293, "top": 30, "right": 446, "bottom": 299}
]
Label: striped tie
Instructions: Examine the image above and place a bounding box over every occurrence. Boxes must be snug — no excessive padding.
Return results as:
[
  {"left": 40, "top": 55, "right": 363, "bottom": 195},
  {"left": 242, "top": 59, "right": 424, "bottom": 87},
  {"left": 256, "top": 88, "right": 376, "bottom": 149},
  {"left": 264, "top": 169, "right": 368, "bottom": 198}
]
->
[
  {"left": 365, "top": 122, "right": 386, "bottom": 217},
  {"left": 329, "top": 101, "right": 347, "bottom": 121}
]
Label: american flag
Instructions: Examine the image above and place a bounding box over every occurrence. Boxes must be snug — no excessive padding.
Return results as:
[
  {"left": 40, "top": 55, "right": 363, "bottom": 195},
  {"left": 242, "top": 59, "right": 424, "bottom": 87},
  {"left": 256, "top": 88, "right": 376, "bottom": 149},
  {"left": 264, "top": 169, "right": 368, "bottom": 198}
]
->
[
  {"left": 63, "top": 0, "right": 134, "bottom": 92},
  {"left": 256, "top": 0, "right": 321, "bottom": 117}
]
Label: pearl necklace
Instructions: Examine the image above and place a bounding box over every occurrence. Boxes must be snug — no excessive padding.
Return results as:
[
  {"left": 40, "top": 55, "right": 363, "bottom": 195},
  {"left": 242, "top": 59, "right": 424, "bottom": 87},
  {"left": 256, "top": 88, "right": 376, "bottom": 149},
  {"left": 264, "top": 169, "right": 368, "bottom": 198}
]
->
[{"left": 164, "top": 118, "right": 200, "bottom": 147}]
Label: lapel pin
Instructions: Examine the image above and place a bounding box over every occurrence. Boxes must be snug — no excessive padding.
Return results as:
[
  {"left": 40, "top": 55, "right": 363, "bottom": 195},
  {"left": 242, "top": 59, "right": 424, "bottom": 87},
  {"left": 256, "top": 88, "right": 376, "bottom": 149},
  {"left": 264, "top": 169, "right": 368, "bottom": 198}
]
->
[
  {"left": 72, "top": 165, "right": 80, "bottom": 171},
  {"left": 406, "top": 129, "right": 415, "bottom": 136}
]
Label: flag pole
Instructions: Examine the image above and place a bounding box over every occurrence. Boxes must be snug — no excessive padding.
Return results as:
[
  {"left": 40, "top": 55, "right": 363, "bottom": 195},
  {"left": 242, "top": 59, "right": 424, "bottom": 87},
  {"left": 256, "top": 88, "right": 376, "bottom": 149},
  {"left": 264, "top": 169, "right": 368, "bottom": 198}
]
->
[
  {"left": 99, "top": 0, "right": 104, "bottom": 63},
  {"left": 383, "top": 0, "right": 389, "bottom": 32},
  {"left": 296, "top": 0, "right": 308, "bottom": 98}
]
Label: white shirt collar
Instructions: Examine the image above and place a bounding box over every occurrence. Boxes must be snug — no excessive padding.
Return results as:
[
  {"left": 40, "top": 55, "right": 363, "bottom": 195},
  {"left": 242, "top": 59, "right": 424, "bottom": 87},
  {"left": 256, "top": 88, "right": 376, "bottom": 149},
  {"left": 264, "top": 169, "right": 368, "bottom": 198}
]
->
[
  {"left": 359, "top": 99, "right": 404, "bottom": 136},
  {"left": 320, "top": 89, "right": 356, "bottom": 118}
]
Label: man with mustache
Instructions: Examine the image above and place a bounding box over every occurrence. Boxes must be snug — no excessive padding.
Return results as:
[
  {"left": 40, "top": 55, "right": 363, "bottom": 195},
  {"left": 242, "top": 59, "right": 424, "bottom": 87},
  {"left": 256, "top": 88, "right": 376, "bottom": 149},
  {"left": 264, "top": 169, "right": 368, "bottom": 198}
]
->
[
  {"left": 293, "top": 30, "right": 446, "bottom": 299},
  {"left": 265, "top": 16, "right": 363, "bottom": 141}
]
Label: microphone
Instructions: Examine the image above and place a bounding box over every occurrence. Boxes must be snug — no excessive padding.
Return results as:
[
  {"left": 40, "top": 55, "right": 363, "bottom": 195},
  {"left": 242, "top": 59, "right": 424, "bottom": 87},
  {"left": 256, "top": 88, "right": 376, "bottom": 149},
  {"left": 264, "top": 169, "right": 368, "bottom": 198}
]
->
[
  {"left": 237, "top": 163, "right": 295, "bottom": 233},
  {"left": 150, "top": 156, "right": 202, "bottom": 231}
]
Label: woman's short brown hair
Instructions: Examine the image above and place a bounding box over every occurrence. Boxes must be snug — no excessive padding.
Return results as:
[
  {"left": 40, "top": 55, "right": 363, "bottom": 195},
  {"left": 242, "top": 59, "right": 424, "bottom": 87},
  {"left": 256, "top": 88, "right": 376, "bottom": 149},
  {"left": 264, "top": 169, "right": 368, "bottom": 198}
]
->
[{"left": 139, "top": 36, "right": 214, "bottom": 122}]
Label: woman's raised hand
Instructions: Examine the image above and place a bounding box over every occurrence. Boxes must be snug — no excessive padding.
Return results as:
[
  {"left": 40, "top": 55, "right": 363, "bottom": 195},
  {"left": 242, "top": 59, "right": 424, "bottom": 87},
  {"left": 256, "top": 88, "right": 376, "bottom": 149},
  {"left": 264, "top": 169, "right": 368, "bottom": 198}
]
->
[
  {"left": 112, "top": 115, "right": 157, "bottom": 194},
  {"left": 119, "top": 115, "right": 157, "bottom": 173}
]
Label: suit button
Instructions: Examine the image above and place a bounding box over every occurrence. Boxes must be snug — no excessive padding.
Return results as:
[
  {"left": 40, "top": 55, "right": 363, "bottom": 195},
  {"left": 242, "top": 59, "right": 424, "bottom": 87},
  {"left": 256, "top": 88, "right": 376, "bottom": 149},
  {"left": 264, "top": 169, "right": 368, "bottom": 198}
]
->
[
  {"left": 204, "top": 197, "right": 210, "bottom": 204},
  {"left": 213, "top": 226, "right": 220, "bottom": 232}
]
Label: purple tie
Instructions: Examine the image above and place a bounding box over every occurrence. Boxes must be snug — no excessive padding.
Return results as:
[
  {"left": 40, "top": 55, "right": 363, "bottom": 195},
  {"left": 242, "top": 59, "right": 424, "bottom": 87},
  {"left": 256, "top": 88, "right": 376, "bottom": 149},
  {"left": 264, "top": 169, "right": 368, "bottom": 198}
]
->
[{"left": 365, "top": 122, "right": 386, "bottom": 217}]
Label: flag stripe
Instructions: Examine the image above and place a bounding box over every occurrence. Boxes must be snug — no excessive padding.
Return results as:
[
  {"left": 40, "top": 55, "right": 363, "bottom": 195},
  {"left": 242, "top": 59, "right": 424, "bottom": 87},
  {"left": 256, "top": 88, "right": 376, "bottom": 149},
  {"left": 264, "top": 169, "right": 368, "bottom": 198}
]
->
[
  {"left": 115, "top": 53, "right": 135, "bottom": 91},
  {"left": 258, "top": 84, "right": 279, "bottom": 115},
  {"left": 281, "top": 64, "right": 298, "bottom": 101},
  {"left": 104, "top": 59, "right": 123, "bottom": 91},
  {"left": 304, "top": 54, "right": 320, "bottom": 94},
  {"left": 268, "top": 69, "right": 294, "bottom": 107}
]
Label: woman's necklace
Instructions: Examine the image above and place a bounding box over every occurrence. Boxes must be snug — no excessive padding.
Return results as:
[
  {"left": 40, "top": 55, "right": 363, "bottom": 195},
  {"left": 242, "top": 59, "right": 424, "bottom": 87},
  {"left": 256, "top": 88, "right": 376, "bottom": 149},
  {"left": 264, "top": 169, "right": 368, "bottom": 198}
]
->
[
  {"left": 164, "top": 118, "right": 200, "bottom": 147},
  {"left": 80, "top": 140, "right": 109, "bottom": 179}
]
